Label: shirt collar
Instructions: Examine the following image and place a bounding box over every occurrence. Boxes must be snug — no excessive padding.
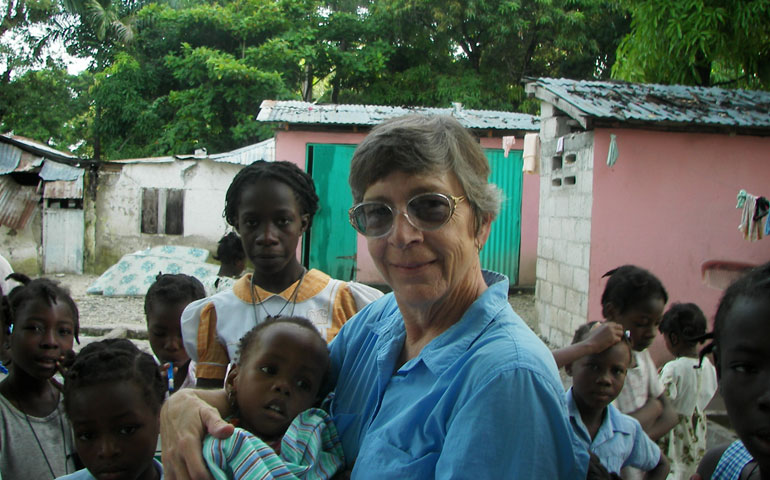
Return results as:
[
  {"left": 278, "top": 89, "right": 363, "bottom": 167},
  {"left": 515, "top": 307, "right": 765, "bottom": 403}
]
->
[{"left": 372, "top": 271, "right": 510, "bottom": 376}]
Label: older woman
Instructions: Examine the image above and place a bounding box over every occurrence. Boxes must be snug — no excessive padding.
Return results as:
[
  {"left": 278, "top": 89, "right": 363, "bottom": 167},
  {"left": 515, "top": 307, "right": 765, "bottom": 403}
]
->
[{"left": 160, "top": 115, "right": 588, "bottom": 479}]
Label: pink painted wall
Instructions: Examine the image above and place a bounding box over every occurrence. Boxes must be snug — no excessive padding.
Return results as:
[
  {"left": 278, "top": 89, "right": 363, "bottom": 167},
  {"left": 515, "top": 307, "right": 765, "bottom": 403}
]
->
[
  {"left": 274, "top": 130, "right": 539, "bottom": 287},
  {"left": 588, "top": 128, "right": 770, "bottom": 363}
]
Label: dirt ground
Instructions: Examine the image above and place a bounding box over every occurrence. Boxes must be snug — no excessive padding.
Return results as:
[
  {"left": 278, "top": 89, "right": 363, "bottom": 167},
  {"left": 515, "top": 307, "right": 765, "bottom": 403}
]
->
[{"left": 58, "top": 272, "right": 538, "bottom": 339}]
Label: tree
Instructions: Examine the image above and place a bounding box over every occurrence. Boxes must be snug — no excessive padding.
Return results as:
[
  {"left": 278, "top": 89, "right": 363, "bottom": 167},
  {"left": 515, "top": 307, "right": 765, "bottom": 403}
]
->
[
  {"left": 0, "top": 67, "right": 89, "bottom": 149},
  {"left": 613, "top": 0, "right": 770, "bottom": 89}
]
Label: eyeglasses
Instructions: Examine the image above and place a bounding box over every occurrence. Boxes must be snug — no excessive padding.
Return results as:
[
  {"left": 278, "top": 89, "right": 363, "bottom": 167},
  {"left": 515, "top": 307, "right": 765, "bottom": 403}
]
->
[{"left": 349, "top": 192, "right": 465, "bottom": 237}]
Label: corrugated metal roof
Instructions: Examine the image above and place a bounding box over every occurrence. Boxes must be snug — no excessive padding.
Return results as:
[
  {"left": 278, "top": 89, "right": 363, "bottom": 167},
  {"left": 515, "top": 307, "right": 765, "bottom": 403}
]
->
[
  {"left": 0, "top": 143, "right": 22, "bottom": 174},
  {"left": 176, "top": 138, "right": 276, "bottom": 165},
  {"left": 0, "top": 134, "right": 77, "bottom": 162},
  {"left": 40, "top": 160, "right": 84, "bottom": 182},
  {"left": 209, "top": 137, "right": 275, "bottom": 165},
  {"left": 43, "top": 177, "right": 84, "bottom": 199},
  {"left": 257, "top": 100, "right": 539, "bottom": 131},
  {"left": 0, "top": 177, "right": 39, "bottom": 230},
  {"left": 108, "top": 156, "right": 175, "bottom": 165},
  {"left": 525, "top": 78, "right": 770, "bottom": 131}
]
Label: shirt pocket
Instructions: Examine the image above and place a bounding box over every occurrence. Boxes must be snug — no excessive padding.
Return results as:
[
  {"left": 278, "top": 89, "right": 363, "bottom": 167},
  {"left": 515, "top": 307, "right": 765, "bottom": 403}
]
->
[{"left": 353, "top": 435, "right": 440, "bottom": 478}]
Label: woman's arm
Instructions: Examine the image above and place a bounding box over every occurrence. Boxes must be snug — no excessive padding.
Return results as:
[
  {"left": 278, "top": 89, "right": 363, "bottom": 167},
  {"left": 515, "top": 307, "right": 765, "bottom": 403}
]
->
[
  {"left": 160, "top": 388, "right": 234, "bottom": 480},
  {"left": 552, "top": 322, "right": 624, "bottom": 368},
  {"left": 436, "top": 368, "right": 588, "bottom": 478}
]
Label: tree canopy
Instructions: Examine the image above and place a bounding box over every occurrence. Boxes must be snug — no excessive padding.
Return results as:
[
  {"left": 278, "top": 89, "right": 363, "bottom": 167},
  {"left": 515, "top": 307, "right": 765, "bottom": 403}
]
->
[{"left": 0, "top": 0, "right": 766, "bottom": 160}]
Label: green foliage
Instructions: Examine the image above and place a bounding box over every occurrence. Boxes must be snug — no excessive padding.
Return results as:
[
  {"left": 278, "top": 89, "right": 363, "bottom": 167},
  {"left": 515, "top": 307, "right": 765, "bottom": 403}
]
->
[
  {"left": 3, "top": 0, "right": 634, "bottom": 158},
  {"left": 0, "top": 68, "right": 89, "bottom": 150},
  {"left": 613, "top": 0, "right": 770, "bottom": 88}
]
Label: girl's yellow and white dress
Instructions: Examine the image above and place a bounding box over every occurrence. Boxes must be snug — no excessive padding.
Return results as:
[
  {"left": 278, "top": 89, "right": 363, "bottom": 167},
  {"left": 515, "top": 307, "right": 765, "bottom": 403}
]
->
[{"left": 658, "top": 356, "right": 718, "bottom": 480}]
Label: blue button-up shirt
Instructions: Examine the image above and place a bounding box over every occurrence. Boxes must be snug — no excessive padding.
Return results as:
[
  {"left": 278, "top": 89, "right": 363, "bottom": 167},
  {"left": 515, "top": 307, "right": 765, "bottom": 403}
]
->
[
  {"left": 328, "top": 271, "right": 588, "bottom": 479},
  {"left": 566, "top": 388, "right": 660, "bottom": 474}
]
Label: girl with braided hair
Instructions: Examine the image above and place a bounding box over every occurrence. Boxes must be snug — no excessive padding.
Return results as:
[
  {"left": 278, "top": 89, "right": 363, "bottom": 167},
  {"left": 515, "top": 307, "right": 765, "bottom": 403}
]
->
[
  {"left": 181, "top": 160, "right": 382, "bottom": 388},
  {"left": 0, "top": 275, "right": 79, "bottom": 478},
  {"left": 145, "top": 273, "right": 206, "bottom": 393},
  {"left": 57, "top": 338, "right": 165, "bottom": 480},
  {"left": 657, "top": 303, "right": 717, "bottom": 480}
]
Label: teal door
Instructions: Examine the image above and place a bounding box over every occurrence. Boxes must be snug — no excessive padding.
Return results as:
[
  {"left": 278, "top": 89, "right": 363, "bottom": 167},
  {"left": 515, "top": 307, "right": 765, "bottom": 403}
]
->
[
  {"left": 481, "top": 149, "right": 522, "bottom": 284},
  {"left": 305, "top": 144, "right": 358, "bottom": 280}
]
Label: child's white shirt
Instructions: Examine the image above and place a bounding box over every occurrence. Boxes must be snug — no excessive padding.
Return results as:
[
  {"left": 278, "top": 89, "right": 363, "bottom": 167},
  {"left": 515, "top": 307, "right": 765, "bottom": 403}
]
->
[{"left": 613, "top": 350, "right": 665, "bottom": 414}]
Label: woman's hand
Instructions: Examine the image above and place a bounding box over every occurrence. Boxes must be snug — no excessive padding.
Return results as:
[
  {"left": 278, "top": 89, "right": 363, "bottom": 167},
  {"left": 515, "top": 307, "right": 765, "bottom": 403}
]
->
[{"left": 161, "top": 388, "right": 235, "bottom": 480}]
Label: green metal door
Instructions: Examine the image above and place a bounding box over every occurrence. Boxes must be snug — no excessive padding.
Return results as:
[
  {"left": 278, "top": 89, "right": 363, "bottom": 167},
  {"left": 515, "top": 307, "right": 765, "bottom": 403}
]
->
[
  {"left": 305, "top": 144, "right": 358, "bottom": 280},
  {"left": 481, "top": 149, "right": 522, "bottom": 284}
]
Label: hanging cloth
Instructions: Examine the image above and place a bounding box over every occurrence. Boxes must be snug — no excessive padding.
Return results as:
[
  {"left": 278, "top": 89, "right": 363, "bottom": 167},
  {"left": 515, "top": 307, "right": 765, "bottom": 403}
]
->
[
  {"left": 739, "top": 193, "right": 765, "bottom": 241},
  {"left": 606, "top": 134, "right": 619, "bottom": 167},
  {"left": 522, "top": 133, "right": 540, "bottom": 174},
  {"left": 502, "top": 136, "right": 516, "bottom": 158}
]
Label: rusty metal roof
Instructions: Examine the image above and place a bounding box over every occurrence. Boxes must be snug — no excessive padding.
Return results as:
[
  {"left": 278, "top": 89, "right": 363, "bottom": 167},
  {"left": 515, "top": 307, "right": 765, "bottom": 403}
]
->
[
  {"left": 43, "top": 177, "right": 84, "bottom": 199},
  {"left": 0, "top": 177, "right": 39, "bottom": 230},
  {"left": 525, "top": 78, "right": 770, "bottom": 132},
  {"left": 257, "top": 100, "right": 539, "bottom": 131}
]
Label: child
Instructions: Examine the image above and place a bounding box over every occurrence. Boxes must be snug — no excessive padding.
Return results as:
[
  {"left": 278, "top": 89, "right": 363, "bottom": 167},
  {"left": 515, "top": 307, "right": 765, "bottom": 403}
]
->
[
  {"left": 145, "top": 273, "right": 206, "bottom": 392},
  {"left": 182, "top": 160, "right": 383, "bottom": 388},
  {"left": 566, "top": 322, "right": 670, "bottom": 479},
  {"left": 203, "top": 316, "right": 344, "bottom": 479},
  {"left": 0, "top": 276, "right": 79, "bottom": 478},
  {"left": 695, "top": 262, "right": 770, "bottom": 480},
  {"left": 57, "top": 338, "right": 166, "bottom": 480},
  {"left": 658, "top": 303, "right": 718, "bottom": 480},
  {"left": 596, "top": 265, "right": 678, "bottom": 480},
  {"left": 203, "top": 232, "right": 247, "bottom": 296}
]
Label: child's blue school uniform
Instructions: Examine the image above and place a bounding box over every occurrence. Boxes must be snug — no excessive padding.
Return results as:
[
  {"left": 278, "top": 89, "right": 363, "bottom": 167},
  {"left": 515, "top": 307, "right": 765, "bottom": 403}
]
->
[
  {"left": 566, "top": 388, "right": 660, "bottom": 475},
  {"left": 55, "top": 458, "right": 163, "bottom": 480}
]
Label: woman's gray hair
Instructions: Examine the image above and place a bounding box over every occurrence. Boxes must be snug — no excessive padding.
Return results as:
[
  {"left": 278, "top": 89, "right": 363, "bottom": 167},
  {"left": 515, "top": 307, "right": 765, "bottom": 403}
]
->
[{"left": 349, "top": 115, "right": 502, "bottom": 230}]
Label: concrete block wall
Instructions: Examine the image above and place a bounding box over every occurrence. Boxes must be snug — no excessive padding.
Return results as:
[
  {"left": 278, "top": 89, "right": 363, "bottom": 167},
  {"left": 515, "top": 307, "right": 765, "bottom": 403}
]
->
[{"left": 535, "top": 104, "right": 595, "bottom": 347}]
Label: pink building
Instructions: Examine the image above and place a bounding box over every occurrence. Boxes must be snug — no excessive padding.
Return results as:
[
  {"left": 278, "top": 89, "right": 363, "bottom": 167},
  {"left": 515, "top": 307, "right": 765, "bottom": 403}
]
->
[
  {"left": 526, "top": 78, "right": 770, "bottom": 362},
  {"left": 257, "top": 101, "right": 541, "bottom": 287}
]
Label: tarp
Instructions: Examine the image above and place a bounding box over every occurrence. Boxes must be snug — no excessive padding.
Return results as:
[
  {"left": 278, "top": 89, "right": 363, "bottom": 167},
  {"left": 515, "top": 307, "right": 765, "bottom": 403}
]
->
[{"left": 87, "top": 245, "right": 219, "bottom": 296}]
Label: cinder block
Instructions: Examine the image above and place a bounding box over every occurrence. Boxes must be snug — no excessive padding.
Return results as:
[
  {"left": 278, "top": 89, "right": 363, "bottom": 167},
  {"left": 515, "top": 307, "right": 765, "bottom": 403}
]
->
[
  {"left": 552, "top": 285, "right": 566, "bottom": 308},
  {"left": 573, "top": 268, "right": 589, "bottom": 294}
]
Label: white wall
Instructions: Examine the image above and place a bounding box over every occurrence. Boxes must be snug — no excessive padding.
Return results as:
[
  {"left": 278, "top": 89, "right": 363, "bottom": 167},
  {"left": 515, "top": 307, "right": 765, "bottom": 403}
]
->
[{"left": 95, "top": 159, "right": 242, "bottom": 265}]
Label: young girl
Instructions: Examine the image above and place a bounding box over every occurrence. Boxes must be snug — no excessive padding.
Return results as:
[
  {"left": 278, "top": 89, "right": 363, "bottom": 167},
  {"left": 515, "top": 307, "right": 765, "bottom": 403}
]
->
[
  {"left": 565, "top": 322, "right": 669, "bottom": 479},
  {"left": 57, "top": 338, "right": 166, "bottom": 480},
  {"left": 696, "top": 262, "right": 770, "bottom": 480},
  {"left": 658, "top": 303, "right": 718, "bottom": 480},
  {"left": 145, "top": 273, "right": 206, "bottom": 392},
  {"left": 182, "top": 160, "right": 382, "bottom": 387},
  {"left": 203, "top": 232, "right": 247, "bottom": 296},
  {"left": 0, "top": 276, "right": 79, "bottom": 478},
  {"left": 203, "top": 316, "right": 344, "bottom": 479}
]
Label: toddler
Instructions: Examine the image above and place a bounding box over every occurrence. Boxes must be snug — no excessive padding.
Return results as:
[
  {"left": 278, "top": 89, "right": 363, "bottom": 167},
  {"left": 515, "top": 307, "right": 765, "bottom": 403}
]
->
[
  {"left": 566, "top": 322, "right": 669, "bottom": 479},
  {"left": 57, "top": 338, "right": 166, "bottom": 480},
  {"left": 658, "top": 303, "right": 717, "bottom": 480},
  {"left": 145, "top": 273, "right": 205, "bottom": 392},
  {"left": 696, "top": 262, "right": 770, "bottom": 480},
  {"left": 0, "top": 275, "right": 78, "bottom": 479},
  {"left": 203, "top": 316, "right": 344, "bottom": 479}
]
